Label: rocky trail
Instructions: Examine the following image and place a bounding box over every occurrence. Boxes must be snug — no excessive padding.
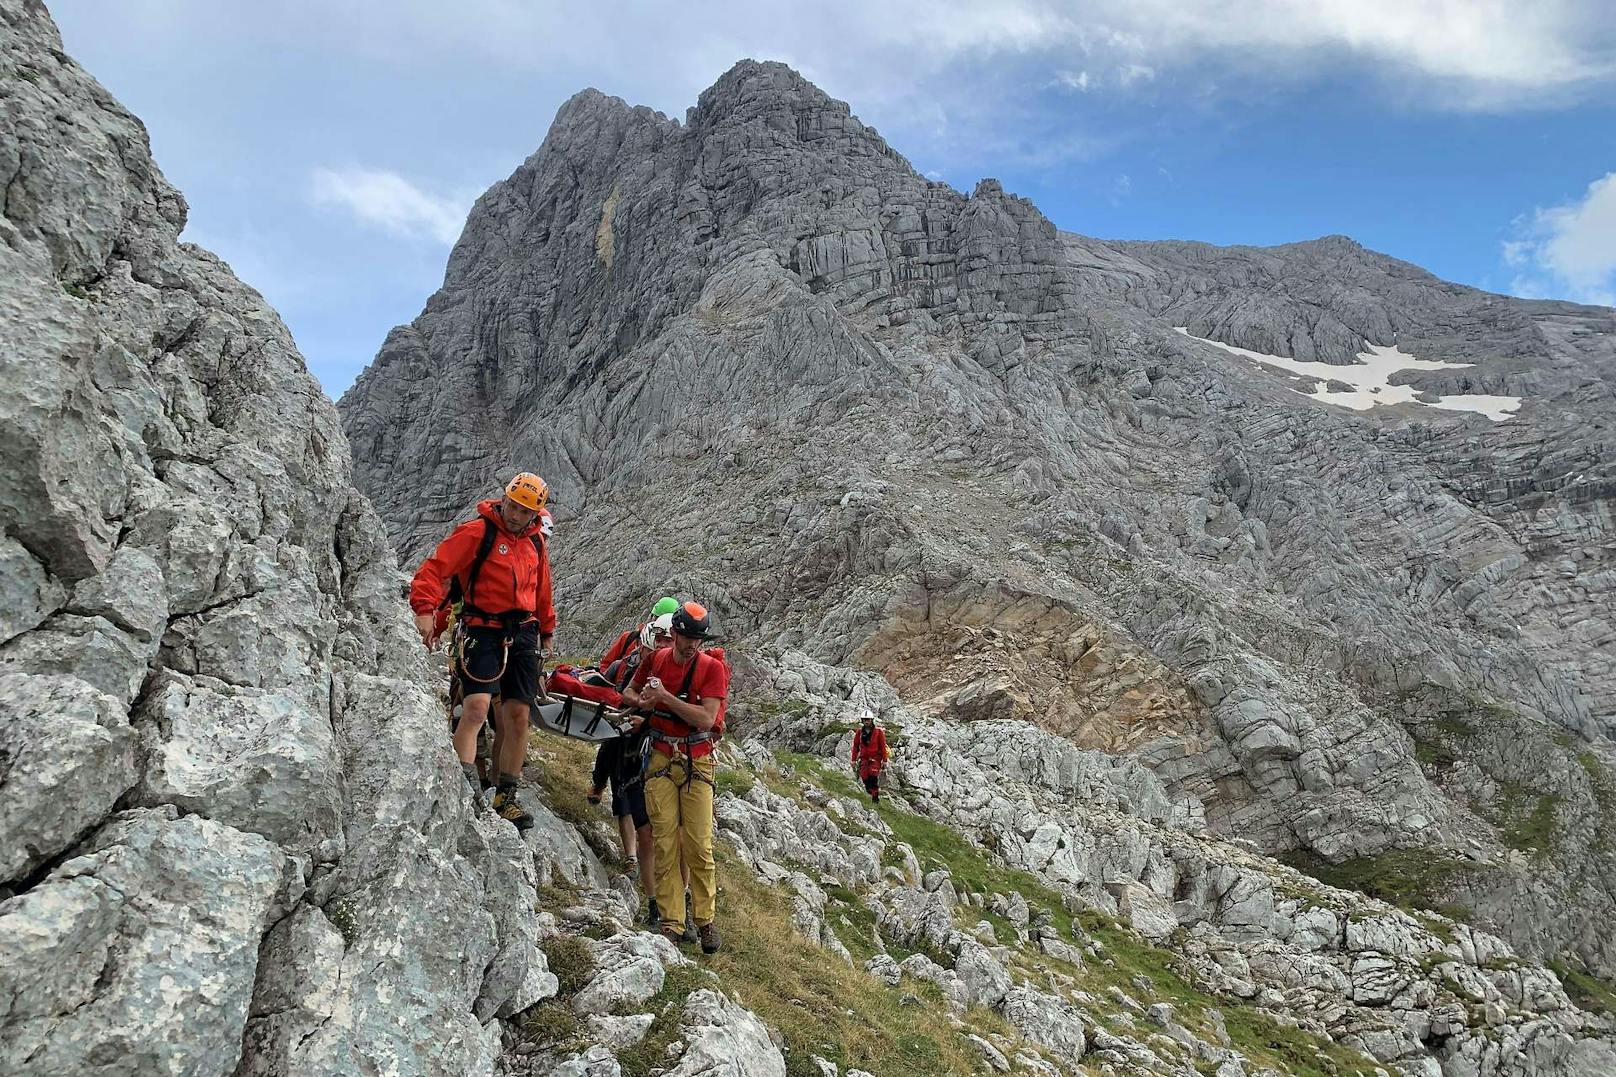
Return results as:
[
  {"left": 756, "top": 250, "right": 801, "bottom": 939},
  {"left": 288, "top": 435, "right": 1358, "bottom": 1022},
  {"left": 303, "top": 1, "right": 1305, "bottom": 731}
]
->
[{"left": 495, "top": 649, "right": 1616, "bottom": 1076}]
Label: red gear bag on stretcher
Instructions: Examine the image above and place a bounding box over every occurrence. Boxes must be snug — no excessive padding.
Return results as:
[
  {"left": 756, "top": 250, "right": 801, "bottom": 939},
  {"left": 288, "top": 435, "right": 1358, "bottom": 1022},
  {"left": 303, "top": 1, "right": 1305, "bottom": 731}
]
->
[{"left": 545, "top": 666, "right": 624, "bottom": 708}]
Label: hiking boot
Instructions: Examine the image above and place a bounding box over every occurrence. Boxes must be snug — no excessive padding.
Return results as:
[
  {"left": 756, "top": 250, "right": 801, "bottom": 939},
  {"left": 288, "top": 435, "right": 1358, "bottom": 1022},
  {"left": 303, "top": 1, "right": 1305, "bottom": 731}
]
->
[
  {"left": 645, "top": 898, "right": 661, "bottom": 928},
  {"left": 660, "top": 926, "right": 686, "bottom": 947},
  {"left": 697, "top": 921, "right": 721, "bottom": 955},
  {"left": 624, "top": 855, "right": 639, "bottom": 881},
  {"left": 491, "top": 787, "right": 534, "bottom": 831}
]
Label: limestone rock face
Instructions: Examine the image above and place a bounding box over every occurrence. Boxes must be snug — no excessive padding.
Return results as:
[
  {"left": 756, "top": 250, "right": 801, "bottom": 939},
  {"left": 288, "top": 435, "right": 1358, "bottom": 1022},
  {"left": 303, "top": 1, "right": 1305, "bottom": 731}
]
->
[
  {"left": 339, "top": 57, "right": 1615, "bottom": 981},
  {"left": 0, "top": 3, "right": 545, "bottom": 1072}
]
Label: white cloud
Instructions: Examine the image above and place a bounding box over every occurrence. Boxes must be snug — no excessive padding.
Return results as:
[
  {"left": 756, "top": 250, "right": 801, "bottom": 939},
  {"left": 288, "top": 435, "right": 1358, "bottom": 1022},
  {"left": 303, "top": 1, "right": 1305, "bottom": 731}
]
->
[
  {"left": 1505, "top": 173, "right": 1616, "bottom": 307},
  {"left": 86, "top": 1, "right": 1616, "bottom": 115},
  {"left": 1055, "top": 69, "right": 1091, "bottom": 92},
  {"left": 1118, "top": 63, "right": 1156, "bottom": 88},
  {"left": 309, "top": 167, "right": 470, "bottom": 245}
]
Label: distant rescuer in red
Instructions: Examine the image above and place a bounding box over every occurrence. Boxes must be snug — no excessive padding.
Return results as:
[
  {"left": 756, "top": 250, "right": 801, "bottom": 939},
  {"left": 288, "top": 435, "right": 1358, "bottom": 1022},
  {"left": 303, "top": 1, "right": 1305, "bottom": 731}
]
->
[
  {"left": 851, "top": 713, "right": 890, "bottom": 802},
  {"left": 410, "top": 473, "right": 556, "bottom": 830}
]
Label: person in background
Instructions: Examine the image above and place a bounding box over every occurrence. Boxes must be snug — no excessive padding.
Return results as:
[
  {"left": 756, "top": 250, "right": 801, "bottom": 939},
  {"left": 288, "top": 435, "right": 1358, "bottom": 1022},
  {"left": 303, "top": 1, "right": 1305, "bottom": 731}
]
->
[{"left": 850, "top": 713, "right": 890, "bottom": 802}]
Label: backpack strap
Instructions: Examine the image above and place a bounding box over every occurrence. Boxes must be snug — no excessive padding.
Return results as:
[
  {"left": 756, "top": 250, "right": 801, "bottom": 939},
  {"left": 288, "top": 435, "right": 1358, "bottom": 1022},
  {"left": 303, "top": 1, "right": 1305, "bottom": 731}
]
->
[
  {"left": 643, "top": 651, "right": 707, "bottom": 730},
  {"left": 606, "top": 646, "right": 644, "bottom": 690},
  {"left": 675, "top": 652, "right": 703, "bottom": 701},
  {"left": 457, "top": 517, "right": 500, "bottom": 617}
]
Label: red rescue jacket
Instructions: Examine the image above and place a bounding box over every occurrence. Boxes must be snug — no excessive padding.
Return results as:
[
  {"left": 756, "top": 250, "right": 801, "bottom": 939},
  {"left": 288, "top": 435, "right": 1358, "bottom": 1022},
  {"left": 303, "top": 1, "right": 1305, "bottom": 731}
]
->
[
  {"left": 410, "top": 499, "right": 556, "bottom": 633},
  {"left": 598, "top": 627, "right": 639, "bottom": 675},
  {"left": 851, "top": 725, "right": 889, "bottom": 780}
]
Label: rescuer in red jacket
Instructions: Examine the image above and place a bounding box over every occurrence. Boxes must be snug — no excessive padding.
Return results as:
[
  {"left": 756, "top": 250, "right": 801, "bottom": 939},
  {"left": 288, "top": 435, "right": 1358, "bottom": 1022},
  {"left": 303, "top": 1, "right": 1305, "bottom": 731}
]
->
[
  {"left": 850, "top": 714, "right": 890, "bottom": 802},
  {"left": 410, "top": 473, "right": 556, "bottom": 829}
]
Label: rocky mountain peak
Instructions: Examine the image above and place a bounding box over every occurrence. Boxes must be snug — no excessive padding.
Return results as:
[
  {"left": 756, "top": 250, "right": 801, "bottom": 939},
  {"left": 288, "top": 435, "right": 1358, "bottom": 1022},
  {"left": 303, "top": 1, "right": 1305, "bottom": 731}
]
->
[{"left": 341, "top": 45, "right": 1616, "bottom": 1077}]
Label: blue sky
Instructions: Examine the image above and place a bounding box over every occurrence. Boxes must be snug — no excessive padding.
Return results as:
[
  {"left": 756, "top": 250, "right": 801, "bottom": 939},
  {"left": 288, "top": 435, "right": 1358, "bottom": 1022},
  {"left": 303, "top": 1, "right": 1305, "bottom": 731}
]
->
[{"left": 51, "top": 1, "right": 1616, "bottom": 398}]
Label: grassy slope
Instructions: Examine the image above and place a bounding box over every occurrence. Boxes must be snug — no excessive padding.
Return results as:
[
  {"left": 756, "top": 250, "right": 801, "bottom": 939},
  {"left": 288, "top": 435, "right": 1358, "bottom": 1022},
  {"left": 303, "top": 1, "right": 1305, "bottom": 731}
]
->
[
  {"left": 515, "top": 729, "right": 1383, "bottom": 1076},
  {"left": 524, "top": 734, "right": 1024, "bottom": 1076}
]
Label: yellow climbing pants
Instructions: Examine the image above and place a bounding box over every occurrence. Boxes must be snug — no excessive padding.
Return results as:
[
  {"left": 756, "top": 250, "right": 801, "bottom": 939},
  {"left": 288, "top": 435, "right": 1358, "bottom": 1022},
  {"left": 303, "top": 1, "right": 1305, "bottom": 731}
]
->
[{"left": 645, "top": 752, "right": 716, "bottom": 932}]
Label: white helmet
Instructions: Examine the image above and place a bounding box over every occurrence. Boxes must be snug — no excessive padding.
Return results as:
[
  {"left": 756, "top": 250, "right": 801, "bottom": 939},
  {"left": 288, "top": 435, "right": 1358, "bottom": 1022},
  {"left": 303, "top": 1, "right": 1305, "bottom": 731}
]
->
[
  {"left": 539, "top": 509, "right": 554, "bottom": 537},
  {"left": 639, "top": 613, "right": 674, "bottom": 649}
]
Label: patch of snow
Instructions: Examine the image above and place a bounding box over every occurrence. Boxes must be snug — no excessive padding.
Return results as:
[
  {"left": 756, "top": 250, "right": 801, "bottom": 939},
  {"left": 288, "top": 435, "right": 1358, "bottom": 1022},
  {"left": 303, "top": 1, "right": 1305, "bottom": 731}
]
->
[{"left": 1174, "top": 328, "right": 1521, "bottom": 421}]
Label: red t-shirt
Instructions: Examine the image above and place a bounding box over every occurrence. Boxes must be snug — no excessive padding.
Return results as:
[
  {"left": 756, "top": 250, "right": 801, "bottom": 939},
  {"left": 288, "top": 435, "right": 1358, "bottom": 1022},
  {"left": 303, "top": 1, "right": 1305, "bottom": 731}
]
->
[{"left": 632, "top": 646, "right": 729, "bottom": 757}]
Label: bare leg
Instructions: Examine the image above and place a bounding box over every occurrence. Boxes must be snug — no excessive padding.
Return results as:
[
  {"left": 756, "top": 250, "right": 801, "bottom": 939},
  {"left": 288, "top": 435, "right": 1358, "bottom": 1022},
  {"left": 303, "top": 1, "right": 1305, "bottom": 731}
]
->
[
  {"left": 637, "top": 823, "right": 656, "bottom": 898},
  {"left": 496, "top": 698, "right": 531, "bottom": 778},
  {"left": 618, "top": 813, "right": 638, "bottom": 862},
  {"left": 489, "top": 710, "right": 505, "bottom": 782},
  {"left": 453, "top": 694, "right": 492, "bottom": 763}
]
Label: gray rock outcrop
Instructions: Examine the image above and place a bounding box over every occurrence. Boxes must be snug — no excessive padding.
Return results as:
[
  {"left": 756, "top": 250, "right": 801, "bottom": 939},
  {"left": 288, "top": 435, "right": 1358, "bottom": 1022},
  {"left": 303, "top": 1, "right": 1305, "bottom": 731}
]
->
[{"left": 0, "top": 3, "right": 547, "bottom": 1072}]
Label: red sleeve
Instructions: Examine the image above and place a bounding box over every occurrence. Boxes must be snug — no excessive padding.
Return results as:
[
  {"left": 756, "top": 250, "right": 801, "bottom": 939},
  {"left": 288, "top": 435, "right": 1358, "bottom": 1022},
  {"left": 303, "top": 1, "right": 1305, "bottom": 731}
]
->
[
  {"left": 409, "top": 519, "right": 482, "bottom": 615},
  {"left": 535, "top": 537, "right": 556, "bottom": 635}
]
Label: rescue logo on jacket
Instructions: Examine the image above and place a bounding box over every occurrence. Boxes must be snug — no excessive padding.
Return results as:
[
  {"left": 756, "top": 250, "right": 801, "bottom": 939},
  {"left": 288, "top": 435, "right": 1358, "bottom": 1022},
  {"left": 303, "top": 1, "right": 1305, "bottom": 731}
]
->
[{"left": 497, "top": 543, "right": 509, "bottom": 555}]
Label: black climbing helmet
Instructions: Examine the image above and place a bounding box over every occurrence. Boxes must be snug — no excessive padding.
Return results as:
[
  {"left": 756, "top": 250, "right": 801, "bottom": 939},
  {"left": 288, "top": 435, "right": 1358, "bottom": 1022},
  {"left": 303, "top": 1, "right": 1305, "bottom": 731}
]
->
[{"left": 671, "top": 601, "right": 715, "bottom": 640}]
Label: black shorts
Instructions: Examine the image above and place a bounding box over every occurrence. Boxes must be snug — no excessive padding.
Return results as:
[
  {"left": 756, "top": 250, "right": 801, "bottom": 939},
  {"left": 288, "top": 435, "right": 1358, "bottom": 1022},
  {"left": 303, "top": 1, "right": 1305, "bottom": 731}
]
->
[
  {"left": 610, "top": 774, "right": 650, "bottom": 829},
  {"left": 456, "top": 623, "right": 540, "bottom": 707}
]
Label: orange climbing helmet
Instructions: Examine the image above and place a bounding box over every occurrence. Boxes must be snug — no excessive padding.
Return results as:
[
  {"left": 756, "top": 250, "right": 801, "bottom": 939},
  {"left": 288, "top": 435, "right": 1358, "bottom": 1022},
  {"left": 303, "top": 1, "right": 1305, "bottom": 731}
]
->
[
  {"left": 671, "top": 601, "right": 715, "bottom": 640},
  {"left": 504, "top": 472, "right": 549, "bottom": 512}
]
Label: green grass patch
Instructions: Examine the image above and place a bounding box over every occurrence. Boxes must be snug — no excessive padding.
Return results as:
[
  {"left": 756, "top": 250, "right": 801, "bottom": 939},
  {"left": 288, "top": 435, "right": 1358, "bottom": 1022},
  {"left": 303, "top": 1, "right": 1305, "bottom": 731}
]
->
[
  {"left": 532, "top": 737, "right": 1016, "bottom": 1077},
  {"left": 323, "top": 896, "right": 360, "bottom": 946},
  {"left": 749, "top": 698, "right": 814, "bottom": 724},
  {"left": 777, "top": 749, "right": 1376, "bottom": 1075},
  {"left": 1221, "top": 1008, "right": 1379, "bottom": 1077},
  {"left": 685, "top": 844, "right": 1012, "bottom": 1076},
  {"left": 1416, "top": 912, "right": 1460, "bottom": 947},
  {"left": 543, "top": 935, "right": 596, "bottom": 997},
  {"left": 1548, "top": 958, "right": 1616, "bottom": 1018},
  {"left": 533, "top": 735, "right": 606, "bottom": 830},
  {"left": 1484, "top": 781, "right": 1561, "bottom": 859},
  {"left": 714, "top": 767, "right": 756, "bottom": 799},
  {"left": 1407, "top": 714, "right": 1476, "bottom": 774},
  {"left": 1282, "top": 849, "right": 1472, "bottom": 923},
  {"left": 615, "top": 963, "right": 710, "bottom": 1077},
  {"left": 514, "top": 1000, "right": 583, "bottom": 1048}
]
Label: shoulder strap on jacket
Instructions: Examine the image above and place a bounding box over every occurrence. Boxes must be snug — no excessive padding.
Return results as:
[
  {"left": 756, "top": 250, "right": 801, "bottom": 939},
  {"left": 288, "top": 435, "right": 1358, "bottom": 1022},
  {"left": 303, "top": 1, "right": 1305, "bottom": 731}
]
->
[{"left": 459, "top": 517, "right": 499, "bottom": 613}]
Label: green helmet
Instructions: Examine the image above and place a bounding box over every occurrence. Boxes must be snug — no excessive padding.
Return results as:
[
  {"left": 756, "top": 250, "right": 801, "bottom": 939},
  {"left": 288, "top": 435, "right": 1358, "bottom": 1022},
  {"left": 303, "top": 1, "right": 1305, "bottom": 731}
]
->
[{"left": 651, "top": 596, "right": 679, "bottom": 618}]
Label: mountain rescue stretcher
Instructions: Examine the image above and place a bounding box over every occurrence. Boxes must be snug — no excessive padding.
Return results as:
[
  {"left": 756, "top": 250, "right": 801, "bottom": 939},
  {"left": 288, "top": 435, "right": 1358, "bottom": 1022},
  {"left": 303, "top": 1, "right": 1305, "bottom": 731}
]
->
[{"left": 442, "top": 617, "right": 636, "bottom": 746}]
